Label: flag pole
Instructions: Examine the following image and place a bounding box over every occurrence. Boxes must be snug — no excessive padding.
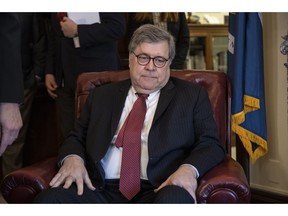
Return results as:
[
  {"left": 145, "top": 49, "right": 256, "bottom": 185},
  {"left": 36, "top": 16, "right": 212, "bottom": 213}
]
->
[{"left": 236, "top": 135, "right": 250, "bottom": 182}]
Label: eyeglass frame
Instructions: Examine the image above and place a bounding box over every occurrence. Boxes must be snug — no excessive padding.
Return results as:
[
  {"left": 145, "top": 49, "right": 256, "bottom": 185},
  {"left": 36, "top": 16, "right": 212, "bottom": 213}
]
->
[{"left": 131, "top": 51, "right": 170, "bottom": 68}]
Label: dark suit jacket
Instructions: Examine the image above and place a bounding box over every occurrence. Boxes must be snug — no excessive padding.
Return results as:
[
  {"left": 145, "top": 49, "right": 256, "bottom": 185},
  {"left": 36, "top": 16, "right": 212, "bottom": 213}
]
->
[
  {"left": 0, "top": 13, "right": 23, "bottom": 103},
  {"left": 59, "top": 77, "right": 226, "bottom": 189},
  {"left": 46, "top": 13, "right": 126, "bottom": 89},
  {"left": 126, "top": 13, "right": 190, "bottom": 69},
  {"left": 18, "top": 13, "right": 47, "bottom": 88}
]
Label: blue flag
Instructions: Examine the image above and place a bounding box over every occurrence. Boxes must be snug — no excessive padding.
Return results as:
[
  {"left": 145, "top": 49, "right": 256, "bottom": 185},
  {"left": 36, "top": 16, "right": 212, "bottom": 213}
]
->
[{"left": 228, "top": 12, "right": 268, "bottom": 163}]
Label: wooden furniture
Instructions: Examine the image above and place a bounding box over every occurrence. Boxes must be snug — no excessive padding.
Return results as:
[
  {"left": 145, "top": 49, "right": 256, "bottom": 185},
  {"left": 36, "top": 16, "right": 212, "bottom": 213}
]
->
[
  {"left": 0, "top": 69, "right": 250, "bottom": 203},
  {"left": 188, "top": 24, "right": 228, "bottom": 71}
]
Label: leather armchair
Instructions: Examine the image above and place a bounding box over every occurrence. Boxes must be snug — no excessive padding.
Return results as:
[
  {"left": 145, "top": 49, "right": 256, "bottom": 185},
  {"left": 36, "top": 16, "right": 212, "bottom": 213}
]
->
[{"left": 1, "top": 70, "right": 250, "bottom": 203}]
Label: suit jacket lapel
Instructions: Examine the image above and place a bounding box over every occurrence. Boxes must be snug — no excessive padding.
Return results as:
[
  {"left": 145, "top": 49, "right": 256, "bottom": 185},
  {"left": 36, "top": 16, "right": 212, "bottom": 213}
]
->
[
  {"left": 111, "top": 80, "right": 132, "bottom": 134},
  {"left": 152, "top": 79, "right": 176, "bottom": 124}
]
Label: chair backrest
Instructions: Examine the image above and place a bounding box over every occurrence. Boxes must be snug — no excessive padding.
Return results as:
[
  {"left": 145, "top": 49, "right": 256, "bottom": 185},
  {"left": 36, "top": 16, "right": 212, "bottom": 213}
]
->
[{"left": 76, "top": 69, "right": 231, "bottom": 154}]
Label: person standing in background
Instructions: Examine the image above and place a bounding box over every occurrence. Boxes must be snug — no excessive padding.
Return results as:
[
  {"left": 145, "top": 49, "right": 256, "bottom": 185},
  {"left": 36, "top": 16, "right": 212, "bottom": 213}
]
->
[
  {"left": 126, "top": 12, "right": 190, "bottom": 69},
  {"left": 0, "top": 13, "right": 23, "bottom": 158},
  {"left": 1, "top": 13, "right": 47, "bottom": 178},
  {"left": 45, "top": 13, "right": 126, "bottom": 143}
]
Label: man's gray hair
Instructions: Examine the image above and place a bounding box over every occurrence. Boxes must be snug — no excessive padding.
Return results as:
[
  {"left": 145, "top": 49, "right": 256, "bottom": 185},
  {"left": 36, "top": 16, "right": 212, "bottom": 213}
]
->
[{"left": 128, "top": 24, "right": 176, "bottom": 60}]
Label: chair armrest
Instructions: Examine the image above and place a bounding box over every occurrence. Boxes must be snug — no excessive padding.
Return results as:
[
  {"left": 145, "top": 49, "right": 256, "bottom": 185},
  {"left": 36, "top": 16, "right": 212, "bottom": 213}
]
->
[
  {"left": 0, "top": 157, "right": 58, "bottom": 203},
  {"left": 1, "top": 155, "right": 250, "bottom": 203},
  {"left": 196, "top": 156, "right": 251, "bottom": 203}
]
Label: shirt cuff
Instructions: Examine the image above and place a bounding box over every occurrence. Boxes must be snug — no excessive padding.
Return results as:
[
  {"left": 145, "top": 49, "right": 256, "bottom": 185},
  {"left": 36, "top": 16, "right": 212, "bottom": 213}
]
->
[
  {"left": 180, "top": 164, "right": 199, "bottom": 179},
  {"left": 59, "top": 154, "right": 84, "bottom": 167}
]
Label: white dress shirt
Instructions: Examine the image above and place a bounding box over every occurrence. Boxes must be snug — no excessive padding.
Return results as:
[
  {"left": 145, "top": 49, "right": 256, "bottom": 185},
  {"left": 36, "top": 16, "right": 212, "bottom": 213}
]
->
[{"left": 101, "top": 87, "right": 160, "bottom": 179}]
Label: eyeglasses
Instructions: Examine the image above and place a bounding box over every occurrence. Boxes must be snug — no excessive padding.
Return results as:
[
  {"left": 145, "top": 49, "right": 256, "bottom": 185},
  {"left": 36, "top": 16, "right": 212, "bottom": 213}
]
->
[{"left": 132, "top": 51, "right": 169, "bottom": 68}]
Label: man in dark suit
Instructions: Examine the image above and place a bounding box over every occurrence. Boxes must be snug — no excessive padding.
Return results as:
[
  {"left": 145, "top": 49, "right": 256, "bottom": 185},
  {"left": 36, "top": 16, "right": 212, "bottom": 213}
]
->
[
  {"left": 1, "top": 13, "right": 47, "bottom": 177},
  {"left": 0, "top": 13, "right": 23, "bottom": 156},
  {"left": 45, "top": 13, "right": 126, "bottom": 142},
  {"left": 34, "top": 24, "right": 225, "bottom": 203}
]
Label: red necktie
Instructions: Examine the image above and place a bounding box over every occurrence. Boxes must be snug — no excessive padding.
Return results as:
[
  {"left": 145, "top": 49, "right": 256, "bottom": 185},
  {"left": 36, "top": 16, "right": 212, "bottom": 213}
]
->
[{"left": 115, "top": 93, "right": 149, "bottom": 200}]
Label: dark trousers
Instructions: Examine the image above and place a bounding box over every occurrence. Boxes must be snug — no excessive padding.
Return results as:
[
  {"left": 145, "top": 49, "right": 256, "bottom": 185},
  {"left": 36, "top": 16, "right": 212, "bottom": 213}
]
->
[
  {"left": 34, "top": 180, "right": 195, "bottom": 204},
  {"left": 56, "top": 86, "right": 76, "bottom": 143},
  {"left": 1, "top": 83, "right": 37, "bottom": 178}
]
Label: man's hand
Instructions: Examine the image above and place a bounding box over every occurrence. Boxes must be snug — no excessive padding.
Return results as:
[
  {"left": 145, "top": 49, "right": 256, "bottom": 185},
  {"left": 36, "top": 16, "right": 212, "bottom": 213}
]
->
[
  {"left": 49, "top": 156, "right": 96, "bottom": 195},
  {"left": 155, "top": 164, "right": 198, "bottom": 202},
  {"left": 45, "top": 74, "right": 58, "bottom": 99},
  {"left": 60, "top": 17, "right": 78, "bottom": 38},
  {"left": 0, "top": 103, "right": 23, "bottom": 156}
]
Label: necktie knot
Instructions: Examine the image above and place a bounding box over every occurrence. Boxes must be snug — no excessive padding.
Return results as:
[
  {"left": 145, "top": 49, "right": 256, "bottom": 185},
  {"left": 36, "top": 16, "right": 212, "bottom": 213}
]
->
[{"left": 136, "top": 93, "right": 149, "bottom": 100}]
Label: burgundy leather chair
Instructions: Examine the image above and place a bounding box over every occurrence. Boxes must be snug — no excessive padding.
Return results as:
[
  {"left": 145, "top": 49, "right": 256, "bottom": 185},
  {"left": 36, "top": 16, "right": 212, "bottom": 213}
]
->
[{"left": 0, "top": 70, "right": 250, "bottom": 203}]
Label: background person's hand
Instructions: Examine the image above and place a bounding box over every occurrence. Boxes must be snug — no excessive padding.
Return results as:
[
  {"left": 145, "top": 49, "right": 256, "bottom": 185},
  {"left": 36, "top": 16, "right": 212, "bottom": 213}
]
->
[
  {"left": 60, "top": 17, "right": 78, "bottom": 38},
  {"left": 0, "top": 103, "right": 23, "bottom": 156},
  {"left": 45, "top": 74, "right": 58, "bottom": 99}
]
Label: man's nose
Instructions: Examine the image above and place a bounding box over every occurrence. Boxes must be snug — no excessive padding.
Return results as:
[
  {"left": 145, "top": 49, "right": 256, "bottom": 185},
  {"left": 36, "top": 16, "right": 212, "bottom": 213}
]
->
[{"left": 145, "top": 59, "right": 155, "bottom": 70}]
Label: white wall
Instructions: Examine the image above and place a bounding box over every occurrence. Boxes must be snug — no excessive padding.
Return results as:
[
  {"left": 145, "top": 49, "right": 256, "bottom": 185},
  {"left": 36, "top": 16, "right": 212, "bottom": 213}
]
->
[{"left": 250, "top": 13, "right": 288, "bottom": 196}]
